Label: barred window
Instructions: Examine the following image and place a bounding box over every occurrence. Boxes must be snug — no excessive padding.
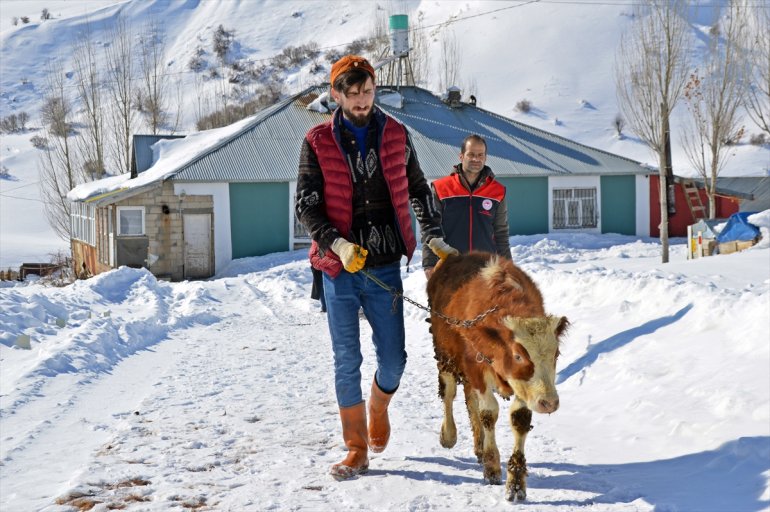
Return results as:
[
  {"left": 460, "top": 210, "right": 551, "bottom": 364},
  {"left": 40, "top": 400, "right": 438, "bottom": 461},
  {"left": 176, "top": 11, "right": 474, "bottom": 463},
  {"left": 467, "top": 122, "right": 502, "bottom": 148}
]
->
[
  {"left": 294, "top": 215, "right": 310, "bottom": 239},
  {"left": 70, "top": 202, "right": 96, "bottom": 245},
  {"left": 553, "top": 188, "right": 598, "bottom": 229}
]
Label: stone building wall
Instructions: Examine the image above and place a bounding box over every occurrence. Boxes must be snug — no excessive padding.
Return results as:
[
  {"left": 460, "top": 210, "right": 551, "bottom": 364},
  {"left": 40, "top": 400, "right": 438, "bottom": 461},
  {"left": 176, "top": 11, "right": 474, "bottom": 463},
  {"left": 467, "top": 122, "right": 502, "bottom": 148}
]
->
[{"left": 117, "top": 182, "right": 213, "bottom": 281}]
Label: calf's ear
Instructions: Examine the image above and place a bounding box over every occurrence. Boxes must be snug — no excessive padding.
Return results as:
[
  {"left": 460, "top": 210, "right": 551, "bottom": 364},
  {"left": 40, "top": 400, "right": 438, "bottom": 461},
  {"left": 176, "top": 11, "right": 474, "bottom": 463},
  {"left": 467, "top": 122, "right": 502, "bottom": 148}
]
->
[{"left": 550, "top": 315, "right": 570, "bottom": 338}]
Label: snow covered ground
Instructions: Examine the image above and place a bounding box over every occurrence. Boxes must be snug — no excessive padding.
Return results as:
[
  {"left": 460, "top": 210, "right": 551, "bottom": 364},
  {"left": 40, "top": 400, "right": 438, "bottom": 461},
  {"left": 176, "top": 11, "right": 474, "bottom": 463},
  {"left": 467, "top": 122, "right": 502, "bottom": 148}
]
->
[{"left": 2, "top": 220, "right": 769, "bottom": 511}]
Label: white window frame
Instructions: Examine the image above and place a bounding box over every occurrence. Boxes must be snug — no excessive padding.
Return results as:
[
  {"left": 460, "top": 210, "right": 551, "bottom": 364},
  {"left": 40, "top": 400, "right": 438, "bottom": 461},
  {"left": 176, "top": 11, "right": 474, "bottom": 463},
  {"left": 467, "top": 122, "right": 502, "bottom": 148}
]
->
[
  {"left": 117, "top": 206, "right": 145, "bottom": 236},
  {"left": 552, "top": 187, "right": 598, "bottom": 230},
  {"left": 70, "top": 202, "right": 96, "bottom": 245},
  {"left": 548, "top": 176, "right": 601, "bottom": 233},
  {"left": 289, "top": 181, "right": 311, "bottom": 248}
]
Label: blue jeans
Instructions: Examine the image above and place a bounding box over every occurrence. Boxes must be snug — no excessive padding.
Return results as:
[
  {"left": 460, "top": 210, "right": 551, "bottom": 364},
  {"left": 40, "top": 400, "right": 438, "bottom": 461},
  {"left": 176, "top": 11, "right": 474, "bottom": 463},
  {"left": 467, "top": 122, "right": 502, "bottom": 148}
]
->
[{"left": 323, "top": 262, "right": 406, "bottom": 407}]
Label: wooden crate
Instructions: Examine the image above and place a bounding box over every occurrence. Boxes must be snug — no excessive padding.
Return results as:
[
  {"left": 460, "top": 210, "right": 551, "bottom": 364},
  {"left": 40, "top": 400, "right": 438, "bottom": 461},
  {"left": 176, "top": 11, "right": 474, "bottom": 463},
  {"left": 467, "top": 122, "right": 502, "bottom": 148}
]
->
[{"left": 718, "top": 239, "right": 756, "bottom": 255}]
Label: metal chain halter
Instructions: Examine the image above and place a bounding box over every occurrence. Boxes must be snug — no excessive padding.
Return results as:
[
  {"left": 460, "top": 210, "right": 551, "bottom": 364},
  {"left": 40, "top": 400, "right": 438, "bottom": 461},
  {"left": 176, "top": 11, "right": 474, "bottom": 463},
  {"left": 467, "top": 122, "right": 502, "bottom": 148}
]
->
[{"left": 359, "top": 268, "right": 497, "bottom": 328}]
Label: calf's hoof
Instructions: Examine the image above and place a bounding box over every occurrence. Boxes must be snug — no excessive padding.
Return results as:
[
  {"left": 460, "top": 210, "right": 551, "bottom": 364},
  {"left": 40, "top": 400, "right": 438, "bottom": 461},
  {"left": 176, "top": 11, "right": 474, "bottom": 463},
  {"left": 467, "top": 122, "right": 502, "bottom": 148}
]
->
[
  {"left": 506, "top": 451, "right": 528, "bottom": 501},
  {"left": 483, "top": 467, "right": 502, "bottom": 485},
  {"left": 505, "top": 483, "right": 526, "bottom": 502},
  {"left": 439, "top": 425, "right": 457, "bottom": 448}
]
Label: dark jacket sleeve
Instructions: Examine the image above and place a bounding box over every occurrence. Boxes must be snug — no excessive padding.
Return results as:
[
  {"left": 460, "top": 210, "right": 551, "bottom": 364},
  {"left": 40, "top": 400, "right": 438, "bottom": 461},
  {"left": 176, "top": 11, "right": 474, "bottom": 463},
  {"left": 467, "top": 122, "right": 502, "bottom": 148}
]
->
[
  {"left": 404, "top": 129, "right": 443, "bottom": 249},
  {"left": 295, "top": 138, "right": 341, "bottom": 252},
  {"left": 494, "top": 189, "right": 513, "bottom": 259},
  {"left": 422, "top": 183, "right": 443, "bottom": 269}
]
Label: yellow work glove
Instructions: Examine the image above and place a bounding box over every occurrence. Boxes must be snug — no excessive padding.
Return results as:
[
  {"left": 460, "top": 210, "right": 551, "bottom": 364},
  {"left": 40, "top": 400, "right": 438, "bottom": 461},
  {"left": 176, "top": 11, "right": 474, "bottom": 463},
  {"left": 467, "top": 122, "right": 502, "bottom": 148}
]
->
[
  {"left": 428, "top": 237, "right": 459, "bottom": 260},
  {"left": 331, "top": 238, "right": 368, "bottom": 273}
]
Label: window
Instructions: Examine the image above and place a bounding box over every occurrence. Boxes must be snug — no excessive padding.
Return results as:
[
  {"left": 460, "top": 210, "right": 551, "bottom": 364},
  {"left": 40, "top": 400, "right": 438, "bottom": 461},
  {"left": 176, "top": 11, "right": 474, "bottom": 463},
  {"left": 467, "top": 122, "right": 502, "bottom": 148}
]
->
[
  {"left": 294, "top": 214, "right": 310, "bottom": 239},
  {"left": 70, "top": 202, "right": 95, "bottom": 245},
  {"left": 117, "top": 206, "right": 145, "bottom": 236},
  {"left": 553, "top": 188, "right": 598, "bottom": 229}
]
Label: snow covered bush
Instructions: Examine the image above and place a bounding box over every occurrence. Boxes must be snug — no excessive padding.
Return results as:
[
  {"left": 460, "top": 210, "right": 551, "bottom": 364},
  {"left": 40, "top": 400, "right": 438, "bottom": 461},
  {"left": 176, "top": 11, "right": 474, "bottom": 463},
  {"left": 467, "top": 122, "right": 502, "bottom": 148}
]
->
[{"left": 30, "top": 135, "right": 48, "bottom": 150}]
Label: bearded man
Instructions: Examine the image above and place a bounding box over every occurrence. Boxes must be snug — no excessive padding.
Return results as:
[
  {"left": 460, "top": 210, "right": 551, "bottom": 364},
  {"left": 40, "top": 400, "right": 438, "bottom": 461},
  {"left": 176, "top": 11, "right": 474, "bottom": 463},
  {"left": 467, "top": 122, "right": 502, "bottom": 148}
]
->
[{"left": 295, "top": 55, "right": 456, "bottom": 480}]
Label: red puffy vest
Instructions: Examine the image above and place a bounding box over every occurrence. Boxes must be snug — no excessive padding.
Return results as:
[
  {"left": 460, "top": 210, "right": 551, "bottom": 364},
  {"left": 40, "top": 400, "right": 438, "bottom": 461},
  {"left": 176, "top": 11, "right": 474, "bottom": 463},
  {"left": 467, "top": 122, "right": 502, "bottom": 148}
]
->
[{"left": 306, "top": 114, "right": 417, "bottom": 277}]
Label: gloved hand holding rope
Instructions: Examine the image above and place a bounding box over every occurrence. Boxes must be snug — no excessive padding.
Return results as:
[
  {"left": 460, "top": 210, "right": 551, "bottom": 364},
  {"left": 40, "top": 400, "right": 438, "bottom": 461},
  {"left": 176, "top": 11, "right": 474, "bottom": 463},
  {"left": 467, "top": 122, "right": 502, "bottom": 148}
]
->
[{"left": 332, "top": 238, "right": 368, "bottom": 273}]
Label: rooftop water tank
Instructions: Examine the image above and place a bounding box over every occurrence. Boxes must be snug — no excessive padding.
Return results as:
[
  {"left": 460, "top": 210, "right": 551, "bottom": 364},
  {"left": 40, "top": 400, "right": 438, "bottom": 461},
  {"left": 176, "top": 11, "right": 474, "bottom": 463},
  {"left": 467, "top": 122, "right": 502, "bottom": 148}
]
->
[{"left": 389, "top": 14, "right": 409, "bottom": 56}]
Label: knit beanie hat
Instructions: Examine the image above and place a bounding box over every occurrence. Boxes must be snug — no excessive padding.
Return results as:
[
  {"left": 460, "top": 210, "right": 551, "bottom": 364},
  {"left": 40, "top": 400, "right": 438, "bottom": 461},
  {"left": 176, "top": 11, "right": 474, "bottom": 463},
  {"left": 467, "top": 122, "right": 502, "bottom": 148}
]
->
[{"left": 330, "top": 55, "right": 375, "bottom": 87}]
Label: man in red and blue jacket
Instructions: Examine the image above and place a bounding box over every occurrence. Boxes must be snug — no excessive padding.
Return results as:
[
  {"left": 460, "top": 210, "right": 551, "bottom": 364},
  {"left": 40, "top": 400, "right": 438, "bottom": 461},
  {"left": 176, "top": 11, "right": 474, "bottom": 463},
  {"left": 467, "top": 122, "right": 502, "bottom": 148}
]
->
[{"left": 423, "top": 134, "right": 512, "bottom": 278}]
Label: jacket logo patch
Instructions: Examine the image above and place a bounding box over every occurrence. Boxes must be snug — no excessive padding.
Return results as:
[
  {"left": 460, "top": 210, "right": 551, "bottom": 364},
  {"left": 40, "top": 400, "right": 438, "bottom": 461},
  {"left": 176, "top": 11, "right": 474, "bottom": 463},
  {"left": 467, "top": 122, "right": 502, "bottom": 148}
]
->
[{"left": 482, "top": 199, "right": 493, "bottom": 210}]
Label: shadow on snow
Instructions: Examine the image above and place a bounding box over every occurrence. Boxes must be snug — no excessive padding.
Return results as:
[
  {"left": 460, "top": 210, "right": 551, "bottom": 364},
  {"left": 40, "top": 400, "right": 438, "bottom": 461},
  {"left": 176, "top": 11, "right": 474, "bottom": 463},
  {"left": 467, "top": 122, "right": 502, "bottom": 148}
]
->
[
  {"left": 528, "top": 436, "right": 770, "bottom": 512},
  {"left": 376, "top": 456, "right": 483, "bottom": 485},
  {"left": 557, "top": 304, "right": 693, "bottom": 384},
  {"left": 390, "top": 437, "right": 768, "bottom": 511}
]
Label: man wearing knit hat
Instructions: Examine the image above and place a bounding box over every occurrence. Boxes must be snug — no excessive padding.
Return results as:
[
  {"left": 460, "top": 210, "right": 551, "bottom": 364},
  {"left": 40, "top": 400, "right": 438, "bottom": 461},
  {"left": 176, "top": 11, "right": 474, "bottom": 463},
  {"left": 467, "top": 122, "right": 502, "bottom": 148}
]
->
[{"left": 295, "top": 55, "right": 457, "bottom": 480}]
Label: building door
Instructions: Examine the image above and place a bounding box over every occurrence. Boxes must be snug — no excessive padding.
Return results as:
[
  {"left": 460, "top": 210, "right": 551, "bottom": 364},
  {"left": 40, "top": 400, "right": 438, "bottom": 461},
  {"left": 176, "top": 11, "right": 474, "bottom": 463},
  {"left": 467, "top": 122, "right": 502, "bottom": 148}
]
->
[{"left": 184, "top": 213, "right": 212, "bottom": 279}]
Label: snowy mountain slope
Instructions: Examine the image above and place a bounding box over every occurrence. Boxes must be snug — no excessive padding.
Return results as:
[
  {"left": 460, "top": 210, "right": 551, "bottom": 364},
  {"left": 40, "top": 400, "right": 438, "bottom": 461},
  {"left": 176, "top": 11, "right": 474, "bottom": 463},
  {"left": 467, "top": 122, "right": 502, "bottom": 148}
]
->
[{"left": 1, "top": 232, "right": 768, "bottom": 510}]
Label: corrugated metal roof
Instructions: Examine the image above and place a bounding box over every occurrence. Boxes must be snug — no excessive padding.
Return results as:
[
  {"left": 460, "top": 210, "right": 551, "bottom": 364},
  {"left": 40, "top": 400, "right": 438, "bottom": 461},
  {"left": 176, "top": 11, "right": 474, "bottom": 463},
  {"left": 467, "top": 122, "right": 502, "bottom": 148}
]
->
[
  {"left": 673, "top": 175, "right": 770, "bottom": 213},
  {"left": 378, "top": 87, "right": 648, "bottom": 178},
  {"left": 171, "top": 93, "right": 328, "bottom": 182},
  {"left": 164, "top": 85, "right": 648, "bottom": 183},
  {"left": 704, "top": 176, "right": 770, "bottom": 212}
]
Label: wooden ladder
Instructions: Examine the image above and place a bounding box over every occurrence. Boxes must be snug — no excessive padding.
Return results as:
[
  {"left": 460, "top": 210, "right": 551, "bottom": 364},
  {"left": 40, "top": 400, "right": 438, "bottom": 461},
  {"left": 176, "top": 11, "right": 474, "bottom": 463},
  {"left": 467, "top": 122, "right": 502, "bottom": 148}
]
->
[{"left": 681, "top": 180, "right": 707, "bottom": 222}]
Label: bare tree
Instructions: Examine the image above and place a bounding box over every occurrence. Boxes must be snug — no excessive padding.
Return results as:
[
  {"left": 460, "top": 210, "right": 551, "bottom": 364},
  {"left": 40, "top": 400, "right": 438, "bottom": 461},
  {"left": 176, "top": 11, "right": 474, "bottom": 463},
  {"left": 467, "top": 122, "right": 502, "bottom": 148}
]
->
[
  {"left": 682, "top": 2, "right": 748, "bottom": 218},
  {"left": 138, "top": 21, "right": 170, "bottom": 134},
  {"left": 743, "top": 5, "right": 770, "bottom": 136},
  {"left": 437, "top": 29, "right": 462, "bottom": 93},
  {"left": 370, "top": 8, "right": 391, "bottom": 61},
  {"left": 192, "top": 73, "right": 209, "bottom": 128},
  {"left": 39, "top": 60, "right": 79, "bottom": 240},
  {"left": 615, "top": 0, "right": 691, "bottom": 263},
  {"left": 72, "top": 21, "right": 106, "bottom": 178},
  {"left": 104, "top": 16, "right": 138, "bottom": 175},
  {"left": 409, "top": 11, "right": 431, "bottom": 87},
  {"left": 169, "top": 79, "right": 183, "bottom": 135}
]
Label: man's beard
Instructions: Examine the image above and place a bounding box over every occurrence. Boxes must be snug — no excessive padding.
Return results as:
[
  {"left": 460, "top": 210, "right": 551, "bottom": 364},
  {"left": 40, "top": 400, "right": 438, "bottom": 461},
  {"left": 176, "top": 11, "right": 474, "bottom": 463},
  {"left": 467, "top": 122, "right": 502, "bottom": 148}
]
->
[{"left": 342, "top": 105, "right": 372, "bottom": 127}]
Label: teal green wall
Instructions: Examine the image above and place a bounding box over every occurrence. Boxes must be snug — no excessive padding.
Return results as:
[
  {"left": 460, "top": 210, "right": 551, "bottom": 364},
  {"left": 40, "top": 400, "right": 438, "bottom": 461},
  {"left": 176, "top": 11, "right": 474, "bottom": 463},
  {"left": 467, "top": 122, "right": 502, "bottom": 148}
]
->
[
  {"left": 600, "top": 175, "right": 636, "bottom": 235},
  {"left": 229, "top": 183, "right": 290, "bottom": 258},
  {"left": 497, "top": 177, "right": 549, "bottom": 235}
]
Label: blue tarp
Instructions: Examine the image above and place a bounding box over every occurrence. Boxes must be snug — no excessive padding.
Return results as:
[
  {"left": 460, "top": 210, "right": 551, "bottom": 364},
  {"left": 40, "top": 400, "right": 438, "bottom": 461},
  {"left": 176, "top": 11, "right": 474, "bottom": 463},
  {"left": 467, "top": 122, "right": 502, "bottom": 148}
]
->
[{"left": 716, "top": 212, "right": 760, "bottom": 243}]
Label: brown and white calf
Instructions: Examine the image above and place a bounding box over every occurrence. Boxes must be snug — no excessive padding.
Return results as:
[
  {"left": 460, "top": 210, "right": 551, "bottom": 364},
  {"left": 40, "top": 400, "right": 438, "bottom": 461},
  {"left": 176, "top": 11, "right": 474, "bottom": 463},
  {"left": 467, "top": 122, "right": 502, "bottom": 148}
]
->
[{"left": 426, "top": 252, "right": 568, "bottom": 501}]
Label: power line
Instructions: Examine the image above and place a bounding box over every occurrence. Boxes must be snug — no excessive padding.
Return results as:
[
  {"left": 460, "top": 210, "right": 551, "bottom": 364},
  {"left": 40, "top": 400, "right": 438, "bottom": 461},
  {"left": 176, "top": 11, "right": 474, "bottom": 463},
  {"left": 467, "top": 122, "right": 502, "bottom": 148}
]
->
[
  {"left": 0, "top": 193, "right": 44, "bottom": 203},
  {"left": 1, "top": 180, "right": 41, "bottom": 193}
]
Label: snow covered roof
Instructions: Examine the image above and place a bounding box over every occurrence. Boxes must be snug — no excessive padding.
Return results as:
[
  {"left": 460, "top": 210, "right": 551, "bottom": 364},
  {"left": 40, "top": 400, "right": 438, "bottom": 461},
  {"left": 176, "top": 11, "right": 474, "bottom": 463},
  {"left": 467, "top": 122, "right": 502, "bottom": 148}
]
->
[{"left": 68, "top": 85, "right": 650, "bottom": 204}]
